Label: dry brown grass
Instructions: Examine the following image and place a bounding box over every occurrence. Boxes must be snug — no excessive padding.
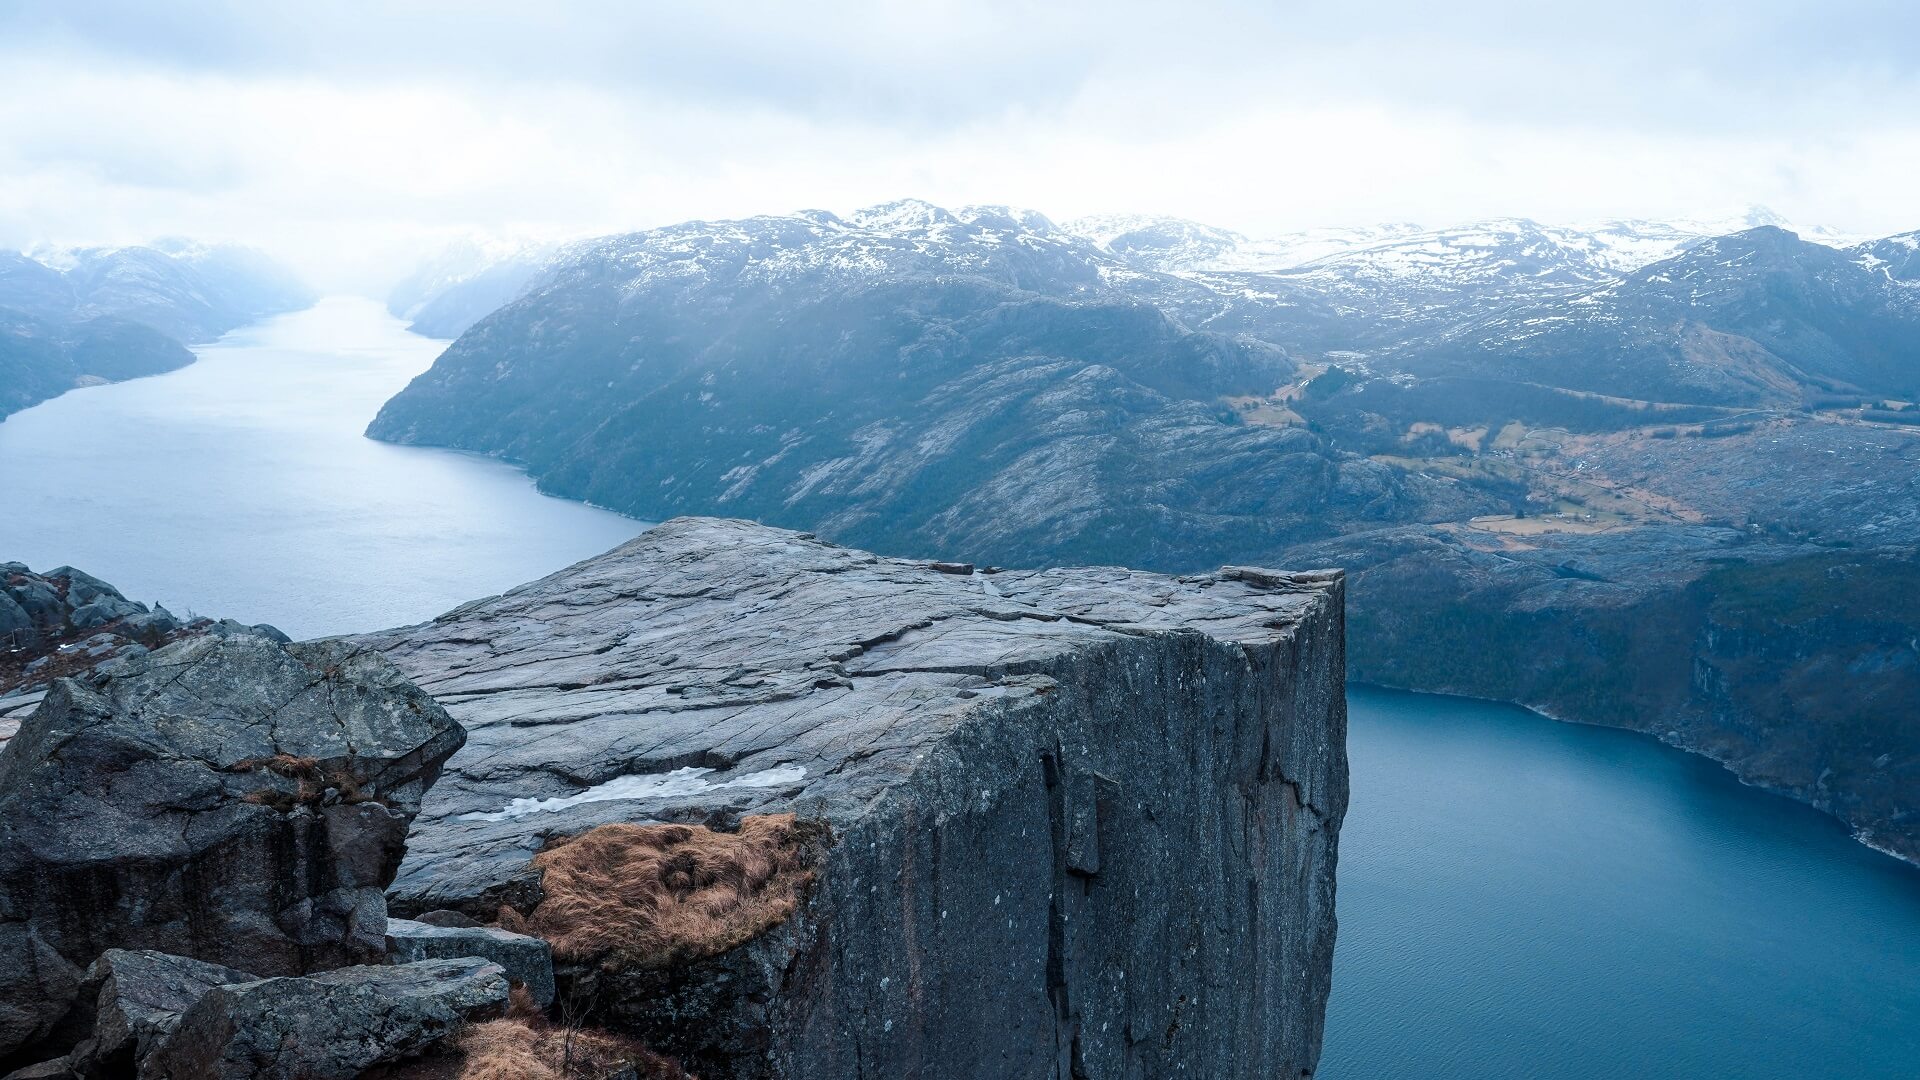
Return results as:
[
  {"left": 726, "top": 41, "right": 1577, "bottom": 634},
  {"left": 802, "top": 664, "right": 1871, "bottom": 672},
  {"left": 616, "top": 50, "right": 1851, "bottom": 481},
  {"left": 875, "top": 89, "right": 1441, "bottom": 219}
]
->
[
  {"left": 233, "top": 753, "right": 371, "bottom": 811},
  {"left": 501, "top": 814, "right": 819, "bottom": 971},
  {"left": 371, "top": 990, "right": 693, "bottom": 1080},
  {"left": 447, "top": 1017, "right": 691, "bottom": 1080}
]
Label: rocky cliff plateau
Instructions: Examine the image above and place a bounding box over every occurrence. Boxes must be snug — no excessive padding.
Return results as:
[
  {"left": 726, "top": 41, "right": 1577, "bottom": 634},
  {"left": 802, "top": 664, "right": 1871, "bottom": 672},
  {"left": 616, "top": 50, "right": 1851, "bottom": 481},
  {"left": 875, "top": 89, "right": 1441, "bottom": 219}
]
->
[
  {"left": 357, "top": 516, "right": 1348, "bottom": 1079},
  {"left": 0, "top": 518, "right": 1347, "bottom": 1079}
]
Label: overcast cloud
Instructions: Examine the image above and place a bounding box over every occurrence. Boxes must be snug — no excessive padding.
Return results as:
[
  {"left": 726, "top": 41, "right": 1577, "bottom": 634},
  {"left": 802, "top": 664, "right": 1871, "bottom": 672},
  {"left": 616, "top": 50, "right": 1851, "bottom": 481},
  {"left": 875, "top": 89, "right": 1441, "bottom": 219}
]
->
[{"left": 3, "top": 0, "right": 1917, "bottom": 289}]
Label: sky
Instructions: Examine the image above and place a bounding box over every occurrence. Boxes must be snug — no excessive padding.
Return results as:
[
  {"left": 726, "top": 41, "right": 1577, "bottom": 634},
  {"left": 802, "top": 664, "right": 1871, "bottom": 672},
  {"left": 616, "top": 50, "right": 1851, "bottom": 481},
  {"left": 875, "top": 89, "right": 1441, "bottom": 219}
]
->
[{"left": 3, "top": 0, "right": 1919, "bottom": 291}]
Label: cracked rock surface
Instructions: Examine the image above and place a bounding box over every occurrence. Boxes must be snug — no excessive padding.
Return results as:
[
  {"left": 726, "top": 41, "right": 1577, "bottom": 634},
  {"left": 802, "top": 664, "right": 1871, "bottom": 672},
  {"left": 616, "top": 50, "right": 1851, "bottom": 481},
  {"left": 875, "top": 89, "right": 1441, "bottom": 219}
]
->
[
  {"left": 361, "top": 516, "right": 1347, "bottom": 1079},
  {"left": 66, "top": 949, "right": 255, "bottom": 1079},
  {"left": 0, "top": 633, "right": 464, "bottom": 1064}
]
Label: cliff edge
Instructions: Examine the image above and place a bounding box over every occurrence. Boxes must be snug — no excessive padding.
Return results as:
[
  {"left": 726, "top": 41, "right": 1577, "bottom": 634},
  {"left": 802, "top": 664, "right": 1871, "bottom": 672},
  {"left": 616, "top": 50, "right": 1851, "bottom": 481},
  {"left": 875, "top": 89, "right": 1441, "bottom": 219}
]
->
[{"left": 357, "top": 517, "right": 1348, "bottom": 1079}]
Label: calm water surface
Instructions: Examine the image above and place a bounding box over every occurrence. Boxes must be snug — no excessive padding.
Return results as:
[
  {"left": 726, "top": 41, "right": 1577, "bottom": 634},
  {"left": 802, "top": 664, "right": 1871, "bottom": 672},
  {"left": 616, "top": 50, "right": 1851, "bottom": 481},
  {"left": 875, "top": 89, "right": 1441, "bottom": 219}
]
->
[
  {"left": 1322, "top": 686, "right": 1920, "bottom": 1079},
  {"left": 0, "top": 298, "right": 644, "bottom": 638},
  {"left": 4, "top": 302, "right": 1916, "bottom": 1076}
]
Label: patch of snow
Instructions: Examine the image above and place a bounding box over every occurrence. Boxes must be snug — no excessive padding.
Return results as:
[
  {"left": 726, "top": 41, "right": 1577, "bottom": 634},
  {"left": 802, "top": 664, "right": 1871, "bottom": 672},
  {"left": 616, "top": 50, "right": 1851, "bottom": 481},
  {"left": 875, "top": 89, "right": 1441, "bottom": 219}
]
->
[{"left": 460, "top": 764, "right": 809, "bottom": 822}]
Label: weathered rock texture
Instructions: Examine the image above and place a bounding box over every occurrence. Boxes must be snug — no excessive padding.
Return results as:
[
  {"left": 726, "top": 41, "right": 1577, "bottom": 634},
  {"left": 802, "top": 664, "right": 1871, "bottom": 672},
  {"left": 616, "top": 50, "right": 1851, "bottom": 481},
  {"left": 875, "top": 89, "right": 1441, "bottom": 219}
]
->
[
  {"left": 0, "top": 561, "right": 291, "bottom": 748},
  {"left": 142, "top": 958, "right": 508, "bottom": 1080},
  {"left": 360, "top": 516, "right": 1347, "bottom": 1079},
  {"left": 0, "top": 634, "right": 464, "bottom": 1062},
  {"left": 386, "top": 919, "right": 555, "bottom": 1007},
  {"left": 66, "top": 950, "right": 255, "bottom": 1079}
]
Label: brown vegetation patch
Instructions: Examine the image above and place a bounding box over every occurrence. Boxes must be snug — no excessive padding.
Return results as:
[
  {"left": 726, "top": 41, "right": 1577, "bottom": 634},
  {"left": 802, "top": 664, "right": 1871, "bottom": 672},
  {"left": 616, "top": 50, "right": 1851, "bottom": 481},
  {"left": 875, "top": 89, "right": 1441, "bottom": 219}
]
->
[
  {"left": 231, "top": 753, "right": 372, "bottom": 810},
  {"left": 373, "top": 990, "right": 693, "bottom": 1080},
  {"left": 502, "top": 814, "right": 820, "bottom": 971}
]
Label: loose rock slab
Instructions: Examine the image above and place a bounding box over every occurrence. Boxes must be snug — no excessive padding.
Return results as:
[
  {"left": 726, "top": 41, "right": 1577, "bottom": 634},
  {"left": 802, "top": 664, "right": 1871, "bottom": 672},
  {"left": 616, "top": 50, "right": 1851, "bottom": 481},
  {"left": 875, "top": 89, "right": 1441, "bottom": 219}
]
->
[
  {"left": 141, "top": 958, "right": 508, "bottom": 1080},
  {"left": 386, "top": 919, "right": 555, "bottom": 1007},
  {"left": 66, "top": 950, "right": 256, "bottom": 1079}
]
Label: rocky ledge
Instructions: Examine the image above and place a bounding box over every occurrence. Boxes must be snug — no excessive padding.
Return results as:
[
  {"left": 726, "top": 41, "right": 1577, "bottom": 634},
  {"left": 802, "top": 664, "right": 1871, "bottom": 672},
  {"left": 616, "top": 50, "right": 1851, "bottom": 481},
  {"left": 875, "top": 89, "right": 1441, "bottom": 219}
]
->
[
  {"left": 0, "top": 562, "right": 288, "bottom": 743},
  {"left": 356, "top": 517, "right": 1348, "bottom": 1079}
]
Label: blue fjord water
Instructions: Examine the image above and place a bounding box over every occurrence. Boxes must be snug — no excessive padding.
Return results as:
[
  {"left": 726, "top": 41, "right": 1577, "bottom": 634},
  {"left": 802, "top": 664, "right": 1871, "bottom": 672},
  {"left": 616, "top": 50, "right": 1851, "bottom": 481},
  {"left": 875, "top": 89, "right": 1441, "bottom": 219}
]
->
[
  {"left": 0, "top": 297, "right": 644, "bottom": 639},
  {"left": 1321, "top": 686, "right": 1920, "bottom": 1079},
  {"left": 2, "top": 301, "right": 1915, "bottom": 1077}
]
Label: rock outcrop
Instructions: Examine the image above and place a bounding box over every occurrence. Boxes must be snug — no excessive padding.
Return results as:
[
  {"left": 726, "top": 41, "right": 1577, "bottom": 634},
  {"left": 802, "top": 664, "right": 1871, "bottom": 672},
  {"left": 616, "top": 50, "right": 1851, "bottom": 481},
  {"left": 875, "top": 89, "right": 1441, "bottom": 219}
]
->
[
  {"left": 141, "top": 958, "right": 509, "bottom": 1080},
  {"left": 385, "top": 919, "right": 555, "bottom": 1008},
  {"left": 0, "top": 633, "right": 464, "bottom": 1063},
  {"left": 360, "top": 516, "right": 1348, "bottom": 1078},
  {"left": 0, "top": 562, "right": 289, "bottom": 746}
]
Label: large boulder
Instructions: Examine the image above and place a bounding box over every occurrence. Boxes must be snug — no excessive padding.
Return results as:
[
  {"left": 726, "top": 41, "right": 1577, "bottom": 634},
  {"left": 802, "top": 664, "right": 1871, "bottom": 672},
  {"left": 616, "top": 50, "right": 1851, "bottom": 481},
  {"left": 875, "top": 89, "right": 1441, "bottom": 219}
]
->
[
  {"left": 66, "top": 950, "right": 255, "bottom": 1079},
  {"left": 141, "top": 958, "right": 509, "bottom": 1080},
  {"left": 0, "top": 634, "right": 465, "bottom": 1061}
]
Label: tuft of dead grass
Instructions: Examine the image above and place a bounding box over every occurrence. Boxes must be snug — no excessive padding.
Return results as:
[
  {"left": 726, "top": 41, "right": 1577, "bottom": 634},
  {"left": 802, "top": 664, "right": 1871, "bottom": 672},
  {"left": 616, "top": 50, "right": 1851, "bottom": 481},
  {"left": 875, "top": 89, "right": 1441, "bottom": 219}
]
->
[
  {"left": 371, "top": 1001, "right": 693, "bottom": 1080},
  {"left": 501, "top": 814, "right": 819, "bottom": 971},
  {"left": 450, "top": 1016, "right": 692, "bottom": 1080},
  {"left": 231, "top": 752, "right": 371, "bottom": 811}
]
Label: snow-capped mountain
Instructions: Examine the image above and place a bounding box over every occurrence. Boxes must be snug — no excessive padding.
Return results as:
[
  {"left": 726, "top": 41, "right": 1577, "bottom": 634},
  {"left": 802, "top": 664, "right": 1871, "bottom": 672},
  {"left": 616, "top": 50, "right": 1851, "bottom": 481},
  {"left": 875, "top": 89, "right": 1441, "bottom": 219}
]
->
[
  {"left": 12, "top": 241, "right": 311, "bottom": 344},
  {"left": 371, "top": 199, "right": 1919, "bottom": 417},
  {"left": 368, "top": 198, "right": 1454, "bottom": 571},
  {"left": 559, "top": 200, "right": 1120, "bottom": 299},
  {"left": 1855, "top": 231, "right": 1920, "bottom": 283},
  {"left": 1070, "top": 205, "right": 1854, "bottom": 285}
]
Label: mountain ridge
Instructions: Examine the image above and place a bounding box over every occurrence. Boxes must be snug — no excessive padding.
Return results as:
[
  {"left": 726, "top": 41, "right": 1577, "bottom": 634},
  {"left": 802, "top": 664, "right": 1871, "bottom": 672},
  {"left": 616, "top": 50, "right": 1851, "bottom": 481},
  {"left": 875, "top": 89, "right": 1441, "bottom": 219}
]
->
[{"left": 367, "top": 197, "right": 1920, "bottom": 866}]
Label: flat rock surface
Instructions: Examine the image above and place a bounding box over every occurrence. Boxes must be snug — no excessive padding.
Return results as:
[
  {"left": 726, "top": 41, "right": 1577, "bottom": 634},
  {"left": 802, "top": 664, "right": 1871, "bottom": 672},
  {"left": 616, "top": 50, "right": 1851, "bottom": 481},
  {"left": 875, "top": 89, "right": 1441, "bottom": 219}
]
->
[{"left": 358, "top": 517, "right": 1337, "bottom": 914}]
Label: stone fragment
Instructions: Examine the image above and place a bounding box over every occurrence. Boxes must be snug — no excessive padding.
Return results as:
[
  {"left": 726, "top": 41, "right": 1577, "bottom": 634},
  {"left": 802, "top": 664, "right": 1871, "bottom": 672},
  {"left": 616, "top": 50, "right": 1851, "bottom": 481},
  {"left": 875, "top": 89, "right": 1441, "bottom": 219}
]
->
[
  {"left": 386, "top": 918, "right": 555, "bottom": 1007},
  {"left": 142, "top": 958, "right": 509, "bottom": 1080},
  {"left": 65, "top": 950, "right": 255, "bottom": 1079}
]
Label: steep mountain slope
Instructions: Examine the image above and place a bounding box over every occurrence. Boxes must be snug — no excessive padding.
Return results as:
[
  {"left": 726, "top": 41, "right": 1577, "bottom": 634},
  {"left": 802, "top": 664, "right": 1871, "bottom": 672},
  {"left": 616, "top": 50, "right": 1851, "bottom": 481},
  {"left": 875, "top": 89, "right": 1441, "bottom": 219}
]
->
[
  {"left": 370, "top": 202, "right": 1493, "bottom": 568},
  {"left": 1284, "top": 524, "right": 1920, "bottom": 863},
  {"left": 52, "top": 241, "right": 313, "bottom": 343},
  {"left": 0, "top": 308, "right": 193, "bottom": 416}
]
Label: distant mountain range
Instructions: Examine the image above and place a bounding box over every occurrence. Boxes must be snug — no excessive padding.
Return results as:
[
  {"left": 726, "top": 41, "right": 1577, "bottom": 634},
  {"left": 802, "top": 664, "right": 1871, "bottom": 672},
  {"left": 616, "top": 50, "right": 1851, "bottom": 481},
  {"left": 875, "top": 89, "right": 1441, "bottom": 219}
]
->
[
  {"left": 386, "top": 236, "right": 558, "bottom": 338},
  {"left": 368, "top": 199, "right": 1920, "bottom": 864},
  {"left": 0, "top": 241, "right": 313, "bottom": 418}
]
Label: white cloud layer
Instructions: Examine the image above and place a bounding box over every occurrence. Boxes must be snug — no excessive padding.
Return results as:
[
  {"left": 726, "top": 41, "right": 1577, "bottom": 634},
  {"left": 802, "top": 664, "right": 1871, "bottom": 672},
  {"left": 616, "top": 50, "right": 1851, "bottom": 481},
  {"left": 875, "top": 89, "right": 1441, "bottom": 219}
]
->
[{"left": 3, "top": 1, "right": 1918, "bottom": 290}]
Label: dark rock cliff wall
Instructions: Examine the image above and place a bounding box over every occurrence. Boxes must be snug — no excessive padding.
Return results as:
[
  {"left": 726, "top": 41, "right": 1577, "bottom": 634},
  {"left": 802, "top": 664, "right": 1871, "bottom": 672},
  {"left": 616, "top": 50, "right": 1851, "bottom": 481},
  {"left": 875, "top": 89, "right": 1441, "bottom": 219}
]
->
[{"left": 770, "top": 586, "right": 1345, "bottom": 1078}]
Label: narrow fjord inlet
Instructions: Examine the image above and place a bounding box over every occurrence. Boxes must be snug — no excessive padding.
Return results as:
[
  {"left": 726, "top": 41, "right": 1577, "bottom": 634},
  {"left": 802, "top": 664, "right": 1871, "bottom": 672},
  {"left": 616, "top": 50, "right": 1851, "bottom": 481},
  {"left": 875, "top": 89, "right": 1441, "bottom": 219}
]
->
[
  {"left": 0, "top": 298, "right": 642, "bottom": 638},
  {"left": 3, "top": 303, "right": 1915, "bottom": 1076}
]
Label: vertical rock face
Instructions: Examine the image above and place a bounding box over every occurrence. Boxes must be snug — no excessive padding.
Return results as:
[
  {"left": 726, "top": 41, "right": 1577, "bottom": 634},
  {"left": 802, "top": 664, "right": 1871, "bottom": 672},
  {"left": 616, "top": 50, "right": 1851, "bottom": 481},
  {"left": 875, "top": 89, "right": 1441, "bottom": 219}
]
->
[
  {"left": 363, "top": 517, "right": 1347, "bottom": 1078},
  {"left": 0, "top": 634, "right": 465, "bottom": 1063}
]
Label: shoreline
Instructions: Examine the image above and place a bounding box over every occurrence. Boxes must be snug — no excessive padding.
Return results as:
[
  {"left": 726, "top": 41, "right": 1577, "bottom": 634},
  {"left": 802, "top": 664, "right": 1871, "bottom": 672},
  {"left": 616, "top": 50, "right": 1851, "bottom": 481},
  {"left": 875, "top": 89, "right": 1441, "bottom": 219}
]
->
[{"left": 1349, "top": 679, "right": 1920, "bottom": 873}]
